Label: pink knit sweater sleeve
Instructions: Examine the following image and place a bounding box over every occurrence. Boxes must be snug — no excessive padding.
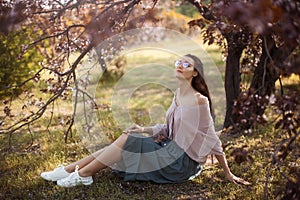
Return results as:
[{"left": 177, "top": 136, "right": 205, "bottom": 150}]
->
[
  {"left": 172, "top": 102, "right": 224, "bottom": 164},
  {"left": 151, "top": 124, "right": 168, "bottom": 136}
]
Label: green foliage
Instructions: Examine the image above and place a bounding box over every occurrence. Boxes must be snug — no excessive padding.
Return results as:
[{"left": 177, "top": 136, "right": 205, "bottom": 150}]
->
[
  {"left": 175, "top": 2, "right": 198, "bottom": 18},
  {"left": 0, "top": 29, "right": 43, "bottom": 98}
]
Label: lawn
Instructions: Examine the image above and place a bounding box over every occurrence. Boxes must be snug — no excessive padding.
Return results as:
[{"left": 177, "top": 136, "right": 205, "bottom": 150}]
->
[{"left": 1, "top": 117, "right": 294, "bottom": 199}]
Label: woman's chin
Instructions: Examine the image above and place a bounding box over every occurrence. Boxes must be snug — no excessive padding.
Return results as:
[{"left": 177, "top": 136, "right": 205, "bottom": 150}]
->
[
  {"left": 175, "top": 71, "right": 183, "bottom": 77},
  {"left": 175, "top": 73, "right": 185, "bottom": 79}
]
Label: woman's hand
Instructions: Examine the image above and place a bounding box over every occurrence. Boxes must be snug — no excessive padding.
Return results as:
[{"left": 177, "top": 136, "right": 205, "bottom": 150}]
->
[
  {"left": 215, "top": 154, "right": 251, "bottom": 186},
  {"left": 152, "top": 133, "right": 168, "bottom": 143},
  {"left": 123, "top": 124, "right": 144, "bottom": 134},
  {"left": 226, "top": 172, "right": 251, "bottom": 186}
]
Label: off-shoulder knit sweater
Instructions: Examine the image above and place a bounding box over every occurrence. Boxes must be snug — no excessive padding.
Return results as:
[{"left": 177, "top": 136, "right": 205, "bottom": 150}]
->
[{"left": 151, "top": 93, "right": 224, "bottom": 165}]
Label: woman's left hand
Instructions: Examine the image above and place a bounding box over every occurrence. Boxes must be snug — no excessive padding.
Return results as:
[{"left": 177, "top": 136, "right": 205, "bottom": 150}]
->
[
  {"left": 226, "top": 172, "right": 251, "bottom": 186},
  {"left": 123, "top": 124, "right": 144, "bottom": 134}
]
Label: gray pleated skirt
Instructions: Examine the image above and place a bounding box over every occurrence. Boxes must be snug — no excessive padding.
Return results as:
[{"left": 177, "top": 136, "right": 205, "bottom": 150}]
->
[{"left": 114, "top": 134, "right": 202, "bottom": 183}]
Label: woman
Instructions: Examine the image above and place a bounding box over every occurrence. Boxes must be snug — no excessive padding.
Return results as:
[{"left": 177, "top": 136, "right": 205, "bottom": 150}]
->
[{"left": 41, "top": 54, "right": 250, "bottom": 187}]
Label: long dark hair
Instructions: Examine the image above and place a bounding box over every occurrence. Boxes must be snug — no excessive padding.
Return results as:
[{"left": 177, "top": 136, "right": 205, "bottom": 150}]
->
[{"left": 185, "top": 54, "right": 215, "bottom": 120}]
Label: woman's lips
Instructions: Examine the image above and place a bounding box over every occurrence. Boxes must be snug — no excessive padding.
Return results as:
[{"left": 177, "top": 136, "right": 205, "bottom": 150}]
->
[{"left": 176, "top": 70, "right": 182, "bottom": 73}]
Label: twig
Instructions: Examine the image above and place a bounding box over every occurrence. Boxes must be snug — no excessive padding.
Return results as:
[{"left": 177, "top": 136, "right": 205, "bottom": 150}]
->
[
  {"left": 5, "top": 67, "right": 45, "bottom": 89},
  {"left": 0, "top": 44, "right": 94, "bottom": 135},
  {"left": 264, "top": 132, "right": 300, "bottom": 199},
  {"left": 185, "top": 0, "right": 216, "bottom": 21},
  {"left": 25, "top": 124, "right": 34, "bottom": 150},
  {"left": 64, "top": 70, "right": 78, "bottom": 142},
  {"left": 29, "top": 24, "right": 86, "bottom": 47},
  {"left": 46, "top": 101, "right": 55, "bottom": 135}
]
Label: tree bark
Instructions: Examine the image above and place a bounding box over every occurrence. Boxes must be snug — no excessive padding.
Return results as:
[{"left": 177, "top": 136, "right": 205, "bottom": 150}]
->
[
  {"left": 251, "top": 37, "right": 277, "bottom": 106},
  {"left": 223, "top": 35, "right": 245, "bottom": 128},
  {"left": 250, "top": 36, "right": 296, "bottom": 115}
]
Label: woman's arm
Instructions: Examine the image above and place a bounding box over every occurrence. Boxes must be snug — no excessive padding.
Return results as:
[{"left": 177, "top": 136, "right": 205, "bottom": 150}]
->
[
  {"left": 123, "top": 123, "right": 168, "bottom": 136},
  {"left": 215, "top": 154, "right": 251, "bottom": 185},
  {"left": 123, "top": 124, "right": 153, "bottom": 134}
]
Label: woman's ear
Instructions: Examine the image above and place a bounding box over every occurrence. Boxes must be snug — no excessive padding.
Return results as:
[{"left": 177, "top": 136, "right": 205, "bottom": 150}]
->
[{"left": 193, "top": 71, "right": 198, "bottom": 77}]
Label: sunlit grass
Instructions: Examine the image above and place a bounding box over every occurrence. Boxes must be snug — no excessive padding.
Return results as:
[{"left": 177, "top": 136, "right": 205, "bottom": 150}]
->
[
  {"left": 1, "top": 118, "right": 293, "bottom": 199},
  {"left": 276, "top": 74, "right": 300, "bottom": 93}
]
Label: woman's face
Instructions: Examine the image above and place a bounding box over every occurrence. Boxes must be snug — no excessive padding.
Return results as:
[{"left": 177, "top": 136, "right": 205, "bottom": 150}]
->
[{"left": 175, "top": 56, "right": 198, "bottom": 81}]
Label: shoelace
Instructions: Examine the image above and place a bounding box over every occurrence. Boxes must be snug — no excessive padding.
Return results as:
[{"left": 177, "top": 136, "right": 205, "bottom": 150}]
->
[
  {"left": 75, "top": 165, "right": 79, "bottom": 172},
  {"left": 63, "top": 165, "right": 80, "bottom": 184}
]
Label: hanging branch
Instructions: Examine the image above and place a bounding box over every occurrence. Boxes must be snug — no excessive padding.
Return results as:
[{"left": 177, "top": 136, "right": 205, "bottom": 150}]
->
[{"left": 0, "top": 0, "right": 160, "bottom": 144}]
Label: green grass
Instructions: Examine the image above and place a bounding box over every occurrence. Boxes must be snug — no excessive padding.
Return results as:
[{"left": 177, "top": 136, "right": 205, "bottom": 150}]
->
[{"left": 1, "top": 119, "right": 296, "bottom": 199}]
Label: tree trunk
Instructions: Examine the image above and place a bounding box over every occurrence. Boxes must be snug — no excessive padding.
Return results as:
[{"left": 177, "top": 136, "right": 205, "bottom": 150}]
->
[
  {"left": 250, "top": 36, "right": 296, "bottom": 115},
  {"left": 223, "top": 35, "right": 245, "bottom": 128},
  {"left": 250, "top": 38, "right": 278, "bottom": 110}
]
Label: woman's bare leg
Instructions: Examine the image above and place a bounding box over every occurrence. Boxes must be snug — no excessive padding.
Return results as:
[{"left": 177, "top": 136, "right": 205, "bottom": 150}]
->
[
  {"left": 64, "top": 147, "right": 108, "bottom": 173},
  {"left": 78, "top": 133, "right": 128, "bottom": 177}
]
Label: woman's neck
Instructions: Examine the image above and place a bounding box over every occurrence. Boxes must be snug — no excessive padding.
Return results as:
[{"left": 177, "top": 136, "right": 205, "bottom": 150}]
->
[{"left": 178, "top": 80, "right": 195, "bottom": 97}]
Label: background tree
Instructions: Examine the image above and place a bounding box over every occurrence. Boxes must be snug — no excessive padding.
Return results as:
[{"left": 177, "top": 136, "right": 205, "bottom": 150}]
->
[
  {"left": 186, "top": 0, "right": 299, "bottom": 198},
  {"left": 0, "top": 0, "right": 160, "bottom": 139},
  {"left": 186, "top": 0, "right": 299, "bottom": 130}
]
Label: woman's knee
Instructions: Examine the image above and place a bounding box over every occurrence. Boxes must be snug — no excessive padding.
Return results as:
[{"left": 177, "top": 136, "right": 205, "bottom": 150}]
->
[
  {"left": 120, "top": 133, "right": 129, "bottom": 143},
  {"left": 114, "top": 133, "right": 128, "bottom": 147}
]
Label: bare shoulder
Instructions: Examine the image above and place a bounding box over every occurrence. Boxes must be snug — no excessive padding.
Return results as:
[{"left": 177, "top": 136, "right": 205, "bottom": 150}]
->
[{"left": 195, "top": 93, "right": 209, "bottom": 105}]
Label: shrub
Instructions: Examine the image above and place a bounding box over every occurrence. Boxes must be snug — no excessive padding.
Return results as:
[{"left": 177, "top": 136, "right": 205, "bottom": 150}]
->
[{"left": 0, "top": 28, "right": 43, "bottom": 98}]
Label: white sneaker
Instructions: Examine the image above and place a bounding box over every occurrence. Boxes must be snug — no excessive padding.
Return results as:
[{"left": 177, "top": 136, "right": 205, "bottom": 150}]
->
[
  {"left": 57, "top": 165, "right": 93, "bottom": 187},
  {"left": 41, "top": 165, "right": 70, "bottom": 181}
]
